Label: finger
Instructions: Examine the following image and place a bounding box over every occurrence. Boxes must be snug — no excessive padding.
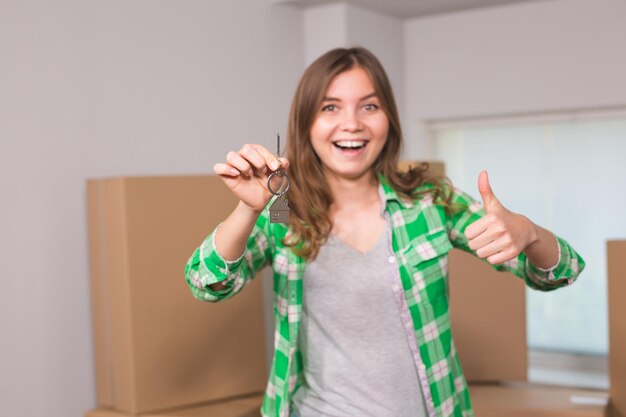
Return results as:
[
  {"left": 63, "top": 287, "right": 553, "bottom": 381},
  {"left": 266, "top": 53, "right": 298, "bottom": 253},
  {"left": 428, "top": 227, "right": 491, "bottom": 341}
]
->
[
  {"left": 251, "top": 144, "right": 282, "bottom": 172},
  {"left": 478, "top": 170, "right": 500, "bottom": 212},
  {"left": 213, "top": 163, "right": 240, "bottom": 177},
  {"left": 467, "top": 229, "right": 496, "bottom": 252},
  {"left": 226, "top": 151, "right": 253, "bottom": 176},
  {"left": 486, "top": 248, "right": 517, "bottom": 265},
  {"left": 474, "top": 238, "right": 508, "bottom": 259},
  {"left": 239, "top": 144, "right": 267, "bottom": 174},
  {"left": 278, "top": 157, "right": 289, "bottom": 169},
  {"left": 464, "top": 217, "right": 490, "bottom": 240}
]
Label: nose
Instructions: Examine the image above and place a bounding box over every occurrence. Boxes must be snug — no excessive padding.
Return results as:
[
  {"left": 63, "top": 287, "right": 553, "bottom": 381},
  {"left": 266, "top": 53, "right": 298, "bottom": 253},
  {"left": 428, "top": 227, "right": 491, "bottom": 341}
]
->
[{"left": 339, "top": 108, "right": 362, "bottom": 132}]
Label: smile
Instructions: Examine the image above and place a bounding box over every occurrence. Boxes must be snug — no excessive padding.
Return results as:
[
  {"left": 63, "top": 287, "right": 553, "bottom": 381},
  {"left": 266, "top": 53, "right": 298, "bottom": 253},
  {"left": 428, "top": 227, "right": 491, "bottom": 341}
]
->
[{"left": 332, "top": 140, "right": 369, "bottom": 150}]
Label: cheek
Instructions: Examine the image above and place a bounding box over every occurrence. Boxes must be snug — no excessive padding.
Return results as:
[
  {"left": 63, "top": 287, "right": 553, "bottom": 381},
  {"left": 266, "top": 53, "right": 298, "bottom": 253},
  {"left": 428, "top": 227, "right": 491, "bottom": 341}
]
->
[
  {"left": 309, "top": 121, "right": 326, "bottom": 156},
  {"left": 374, "top": 116, "right": 390, "bottom": 140},
  {"left": 372, "top": 117, "right": 390, "bottom": 157},
  {"left": 310, "top": 117, "right": 335, "bottom": 148},
  {"left": 309, "top": 123, "right": 321, "bottom": 151},
  {"left": 310, "top": 120, "right": 321, "bottom": 142},
  {"left": 311, "top": 117, "right": 333, "bottom": 136}
]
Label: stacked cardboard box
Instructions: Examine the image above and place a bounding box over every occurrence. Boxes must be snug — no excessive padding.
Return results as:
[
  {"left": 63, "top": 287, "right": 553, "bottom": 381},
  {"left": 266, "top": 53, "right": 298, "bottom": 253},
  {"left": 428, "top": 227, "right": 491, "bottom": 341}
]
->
[
  {"left": 85, "top": 176, "right": 267, "bottom": 416},
  {"left": 449, "top": 248, "right": 527, "bottom": 382},
  {"left": 608, "top": 241, "right": 625, "bottom": 417},
  {"left": 471, "top": 382, "right": 608, "bottom": 417},
  {"left": 85, "top": 394, "right": 264, "bottom": 417}
]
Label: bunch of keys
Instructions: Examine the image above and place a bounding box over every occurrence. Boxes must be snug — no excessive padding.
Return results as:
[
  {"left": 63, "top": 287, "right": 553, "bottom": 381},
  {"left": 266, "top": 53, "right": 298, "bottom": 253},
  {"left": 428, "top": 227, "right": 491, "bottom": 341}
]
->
[{"left": 267, "top": 134, "right": 290, "bottom": 224}]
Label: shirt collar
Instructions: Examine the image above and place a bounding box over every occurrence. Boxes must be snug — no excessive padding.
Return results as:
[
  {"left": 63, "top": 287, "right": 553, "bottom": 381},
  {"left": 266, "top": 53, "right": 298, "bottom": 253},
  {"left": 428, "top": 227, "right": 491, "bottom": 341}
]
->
[{"left": 377, "top": 173, "right": 415, "bottom": 211}]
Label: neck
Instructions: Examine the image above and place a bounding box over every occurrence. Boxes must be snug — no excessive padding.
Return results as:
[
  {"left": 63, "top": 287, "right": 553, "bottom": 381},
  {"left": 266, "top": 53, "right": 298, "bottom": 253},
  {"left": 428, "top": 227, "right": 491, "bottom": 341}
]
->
[{"left": 326, "top": 170, "right": 380, "bottom": 211}]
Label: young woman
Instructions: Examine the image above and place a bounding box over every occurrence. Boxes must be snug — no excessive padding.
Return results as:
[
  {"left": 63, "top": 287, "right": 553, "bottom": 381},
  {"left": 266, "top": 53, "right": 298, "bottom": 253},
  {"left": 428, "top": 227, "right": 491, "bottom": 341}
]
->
[{"left": 185, "top": 47, "right": 584, "bottom": 417}]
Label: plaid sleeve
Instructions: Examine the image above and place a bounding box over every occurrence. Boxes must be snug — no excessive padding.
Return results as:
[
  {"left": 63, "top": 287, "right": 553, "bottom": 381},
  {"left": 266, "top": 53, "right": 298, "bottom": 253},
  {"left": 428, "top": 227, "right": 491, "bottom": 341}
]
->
[
  {"left": 184, "top": 210, "right": 273, "bottom": 302},
  {"left": 445, "top": 188, "right": 585, "bottom": 292}
]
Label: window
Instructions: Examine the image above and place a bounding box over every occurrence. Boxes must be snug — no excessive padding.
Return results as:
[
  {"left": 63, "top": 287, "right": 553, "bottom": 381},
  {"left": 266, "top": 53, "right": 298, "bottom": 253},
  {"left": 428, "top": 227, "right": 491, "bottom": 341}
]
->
[{"left": 428, "top": 110, "right": 626, "bottom": 387}]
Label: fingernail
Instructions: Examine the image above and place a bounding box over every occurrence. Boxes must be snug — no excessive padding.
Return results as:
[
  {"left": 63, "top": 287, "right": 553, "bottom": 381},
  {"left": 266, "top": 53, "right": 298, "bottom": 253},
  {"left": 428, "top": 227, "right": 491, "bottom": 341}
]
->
[
  {"left": 270, "top": 160, "right": 279, "bottom": 171},
  {"left": 248, "top": 169, "right": 254, "bottom": 177},
  {"left": 230, "top": 168, "right": 239, "bottom": 176},
  {"left": 262, "top": 166, "right": 268, "bottom": 174}
]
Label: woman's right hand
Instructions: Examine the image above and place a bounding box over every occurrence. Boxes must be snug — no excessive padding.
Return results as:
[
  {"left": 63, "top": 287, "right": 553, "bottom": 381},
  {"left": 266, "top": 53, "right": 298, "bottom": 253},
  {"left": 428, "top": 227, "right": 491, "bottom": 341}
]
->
[{"left": 213, "top": 144, "right": 289, "bottom": 214}]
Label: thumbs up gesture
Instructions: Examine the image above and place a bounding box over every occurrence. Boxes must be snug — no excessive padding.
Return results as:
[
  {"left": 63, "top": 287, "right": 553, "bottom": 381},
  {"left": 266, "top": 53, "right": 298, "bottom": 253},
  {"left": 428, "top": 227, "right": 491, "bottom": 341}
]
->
[{"left": 464, "top": 170, "right": 539, "bottom": 265}]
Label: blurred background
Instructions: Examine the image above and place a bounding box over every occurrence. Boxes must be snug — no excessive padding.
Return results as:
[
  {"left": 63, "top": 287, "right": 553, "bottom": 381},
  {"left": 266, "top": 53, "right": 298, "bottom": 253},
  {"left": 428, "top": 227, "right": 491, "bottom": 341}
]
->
[{"left": 1, "top": 0, "right": 625, "bottom": 415}]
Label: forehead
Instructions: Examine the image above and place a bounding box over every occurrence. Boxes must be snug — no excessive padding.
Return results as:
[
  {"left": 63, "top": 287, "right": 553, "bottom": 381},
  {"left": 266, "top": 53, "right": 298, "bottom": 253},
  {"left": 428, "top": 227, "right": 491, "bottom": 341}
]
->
[{"left": 324, "top": 67, "right": 376, "bottom": 98}]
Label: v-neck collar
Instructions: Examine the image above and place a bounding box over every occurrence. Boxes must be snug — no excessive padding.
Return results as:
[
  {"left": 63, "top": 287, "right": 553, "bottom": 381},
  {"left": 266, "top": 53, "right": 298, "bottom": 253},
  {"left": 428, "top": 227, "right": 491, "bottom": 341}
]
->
[{"left": 327, "top": 221, "right": 388, "bottom": 256}]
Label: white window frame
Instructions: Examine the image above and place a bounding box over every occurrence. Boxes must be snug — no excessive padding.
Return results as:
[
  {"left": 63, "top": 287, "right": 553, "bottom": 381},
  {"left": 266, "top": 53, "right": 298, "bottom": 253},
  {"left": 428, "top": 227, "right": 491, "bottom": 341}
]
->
[{"left": 423, "top": 105, "right": 626, "bottom": 389}]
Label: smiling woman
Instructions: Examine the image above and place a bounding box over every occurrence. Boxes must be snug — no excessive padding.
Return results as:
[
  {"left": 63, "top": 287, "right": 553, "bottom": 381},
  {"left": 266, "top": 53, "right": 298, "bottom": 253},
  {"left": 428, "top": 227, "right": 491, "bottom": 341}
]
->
[
  {"left": 282, "top": 48, "right": 449, "bottom": 261},
  {"left": 185, "top": 47, "right": 585, "bottom": 417}
]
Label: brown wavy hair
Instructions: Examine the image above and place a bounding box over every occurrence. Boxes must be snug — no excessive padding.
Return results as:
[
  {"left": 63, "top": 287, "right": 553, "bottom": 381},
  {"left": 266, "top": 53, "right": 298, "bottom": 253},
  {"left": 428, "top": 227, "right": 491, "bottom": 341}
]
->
[{"left": 284, "top": 47, "right": 452, "bottom": 260}]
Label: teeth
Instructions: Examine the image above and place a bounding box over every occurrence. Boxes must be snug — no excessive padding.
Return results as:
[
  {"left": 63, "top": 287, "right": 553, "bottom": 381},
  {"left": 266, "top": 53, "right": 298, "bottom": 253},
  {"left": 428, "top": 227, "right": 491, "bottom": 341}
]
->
[{"left": 334, "top": 140, "right": 367, "bottom": 148}]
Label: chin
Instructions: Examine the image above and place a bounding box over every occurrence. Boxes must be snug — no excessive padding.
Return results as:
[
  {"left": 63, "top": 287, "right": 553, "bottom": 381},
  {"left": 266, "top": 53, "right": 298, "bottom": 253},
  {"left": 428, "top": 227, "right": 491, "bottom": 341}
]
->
[{"left": 329, "top": 167, "right": 376, "bottom": 181}]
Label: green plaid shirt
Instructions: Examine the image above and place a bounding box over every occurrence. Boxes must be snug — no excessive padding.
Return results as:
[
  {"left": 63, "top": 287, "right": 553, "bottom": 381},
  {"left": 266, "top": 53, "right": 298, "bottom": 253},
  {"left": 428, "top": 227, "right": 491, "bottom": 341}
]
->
[{"left": 185, "top": 175, "right": 584, "bottom": 417}]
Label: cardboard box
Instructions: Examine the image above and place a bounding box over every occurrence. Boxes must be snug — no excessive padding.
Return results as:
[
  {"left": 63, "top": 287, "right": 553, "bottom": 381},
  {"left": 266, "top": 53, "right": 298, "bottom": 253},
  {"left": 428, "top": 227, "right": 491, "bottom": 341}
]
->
[
  {"left": 155, "top": 394, "right": 263, "bottom": 417},
  {"left": 87, "top": 176, "right": 267, "bottom": 414},
  {"left": 470, "top": 382, "right": 608, "bottom": 417},
  {"left": 449, "top": 249, "right": 527, "bottom": 382},
  {"left": 398, "top": 160, "right": 444, "bottom": 176},
  {"left": 84, "top": 394, "right": 264, "bottom": 417},
  {"left": 608, "top": 241, "right": 626, "bottom": 417},
  {"left": 84, "top": 410, "right": 127, "bottom": 417}
]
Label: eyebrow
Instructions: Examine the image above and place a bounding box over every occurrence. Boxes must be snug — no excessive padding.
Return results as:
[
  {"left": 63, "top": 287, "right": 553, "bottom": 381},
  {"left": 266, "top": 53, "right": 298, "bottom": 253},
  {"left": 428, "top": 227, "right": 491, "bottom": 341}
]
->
[{"left": 322, "top": 92, "right": 378, "bottom": 102}]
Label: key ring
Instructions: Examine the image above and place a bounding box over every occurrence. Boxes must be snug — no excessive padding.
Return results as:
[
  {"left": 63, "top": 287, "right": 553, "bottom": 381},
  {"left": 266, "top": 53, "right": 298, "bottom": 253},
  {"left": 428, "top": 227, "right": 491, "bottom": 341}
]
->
[
  {"left": 267, "top": 133, "right": 291, "bottom": 224},
  {"left": 267, "top": 168, "right": 290, "bottom": 196}
]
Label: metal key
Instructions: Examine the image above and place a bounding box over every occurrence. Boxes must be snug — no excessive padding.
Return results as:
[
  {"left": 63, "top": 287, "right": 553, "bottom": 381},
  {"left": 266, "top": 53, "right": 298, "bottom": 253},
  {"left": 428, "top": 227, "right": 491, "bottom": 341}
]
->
[{"left": 267, "top": 134, "right": 290, "bottom": 224}]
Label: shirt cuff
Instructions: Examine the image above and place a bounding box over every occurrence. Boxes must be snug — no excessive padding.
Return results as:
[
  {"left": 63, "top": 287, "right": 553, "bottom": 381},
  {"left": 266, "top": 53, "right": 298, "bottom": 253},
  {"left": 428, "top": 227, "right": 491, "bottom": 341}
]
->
[{"left": 198, "top": 223, "right": 245, "bottom": 287}]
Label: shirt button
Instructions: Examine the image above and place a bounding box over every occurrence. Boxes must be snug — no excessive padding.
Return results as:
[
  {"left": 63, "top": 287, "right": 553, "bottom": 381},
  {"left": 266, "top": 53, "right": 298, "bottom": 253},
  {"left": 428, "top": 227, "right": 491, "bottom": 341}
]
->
[{"left": 388, "top": 256, "right": 396, "bottom": 263}]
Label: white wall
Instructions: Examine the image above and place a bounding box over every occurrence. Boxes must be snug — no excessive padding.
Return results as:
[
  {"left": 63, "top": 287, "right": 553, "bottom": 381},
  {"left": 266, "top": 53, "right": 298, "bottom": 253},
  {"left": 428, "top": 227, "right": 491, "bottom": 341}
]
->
[
  {"left": 404, "top": 0, "right": 626, "bottom": 158},
  {"left": 304, "top": 3, "right": 404, "bottom": 98},
  {"left": 0, "top": 1, "right": 302, "bottom": 416},
  {"left": 304, "top": 3, "right": 348, "bottom": 65}
]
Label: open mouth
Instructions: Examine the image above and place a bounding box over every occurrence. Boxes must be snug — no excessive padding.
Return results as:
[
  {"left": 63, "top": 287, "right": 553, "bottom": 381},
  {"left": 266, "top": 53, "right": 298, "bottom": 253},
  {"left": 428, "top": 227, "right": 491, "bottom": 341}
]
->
[{"left": 332, "top": 140, "right": 369, "bottom": 151}]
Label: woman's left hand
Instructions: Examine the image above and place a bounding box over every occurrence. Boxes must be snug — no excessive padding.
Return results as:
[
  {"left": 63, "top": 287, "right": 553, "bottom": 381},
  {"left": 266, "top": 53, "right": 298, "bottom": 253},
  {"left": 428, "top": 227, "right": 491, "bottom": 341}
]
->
[{"left": 464, "top": 171, "right": 539, "bottom": 265}]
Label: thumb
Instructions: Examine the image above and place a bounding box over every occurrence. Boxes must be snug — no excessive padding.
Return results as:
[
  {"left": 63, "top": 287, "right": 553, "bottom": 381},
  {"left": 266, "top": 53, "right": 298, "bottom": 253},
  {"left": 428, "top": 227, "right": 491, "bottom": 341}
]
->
[{"left": 478, "top": 170, "right": 499, "bottom": 211}]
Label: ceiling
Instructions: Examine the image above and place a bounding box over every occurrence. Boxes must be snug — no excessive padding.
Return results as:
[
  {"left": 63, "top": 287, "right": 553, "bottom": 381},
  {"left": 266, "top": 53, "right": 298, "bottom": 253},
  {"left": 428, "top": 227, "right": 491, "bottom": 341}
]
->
[{"left": 274, "top": 0, "right": 552, "bottom": 18}]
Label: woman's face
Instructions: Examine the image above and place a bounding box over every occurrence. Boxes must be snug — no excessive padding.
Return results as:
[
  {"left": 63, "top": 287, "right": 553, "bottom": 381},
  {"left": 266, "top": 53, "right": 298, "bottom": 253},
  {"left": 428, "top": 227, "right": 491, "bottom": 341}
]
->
[{"left": 310, "top": 66, "right": 389, "bottom": 182}]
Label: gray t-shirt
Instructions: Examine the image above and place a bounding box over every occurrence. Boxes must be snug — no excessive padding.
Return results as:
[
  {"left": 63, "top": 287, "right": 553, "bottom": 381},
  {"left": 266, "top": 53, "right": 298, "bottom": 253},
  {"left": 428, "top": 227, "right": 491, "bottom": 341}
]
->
[{"left": 291, "top": 224, "right": 427, "bottom": 417}]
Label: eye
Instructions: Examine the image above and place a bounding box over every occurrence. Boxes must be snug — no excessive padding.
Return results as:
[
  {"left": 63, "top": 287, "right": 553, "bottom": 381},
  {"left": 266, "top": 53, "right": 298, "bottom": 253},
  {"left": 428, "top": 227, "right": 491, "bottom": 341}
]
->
[
  {"left": 363, "top": 103, "right": 380, "bottom": 111},
  {"left": 321, "top": 104, "right": 337, "bottom": 112}
]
